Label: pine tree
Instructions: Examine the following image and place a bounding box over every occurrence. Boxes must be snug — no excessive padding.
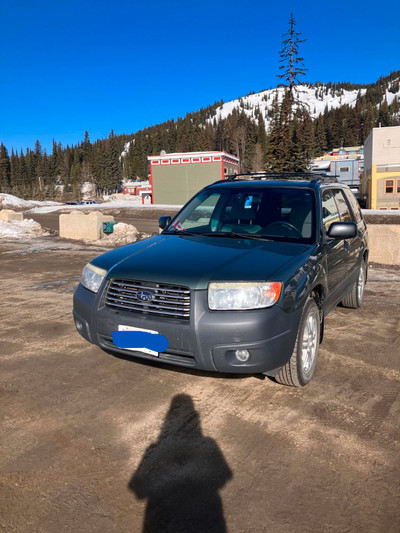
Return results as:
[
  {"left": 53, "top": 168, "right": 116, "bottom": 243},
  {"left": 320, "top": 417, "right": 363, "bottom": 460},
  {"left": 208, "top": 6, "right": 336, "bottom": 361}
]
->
[
  {"left": 256, "top": 115, "right": 268, "bottom": 162},
  {"left": 291, "top": 108, "right": 315, "bottom": 171},
  {"left": 0, "top": 144, "right": 11, "bottom": 191},
  {"left": 314, "top": 115, "right": 328, "bottom": 155},
  {"left": 275, "top": 91, "right": 295, "bottom": 171},
  {"left": 377, "top": 99, "right": 391, "bottom": 127},
  {"left": 265, "top": 93, "right": 281, "bottom": 170},
  {"left": 277, "top": 13, "right": 307, "bottom": 103},
  {"left": 266, "top": 15, "right": 308, "bottom": 170}
]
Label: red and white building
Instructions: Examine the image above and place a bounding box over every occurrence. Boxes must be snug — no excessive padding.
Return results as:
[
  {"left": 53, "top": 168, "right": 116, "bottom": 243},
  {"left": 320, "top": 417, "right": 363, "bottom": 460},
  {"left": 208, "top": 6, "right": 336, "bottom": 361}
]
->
[{"left": 147, "top": 151, "right": 240, "bottom": 205}]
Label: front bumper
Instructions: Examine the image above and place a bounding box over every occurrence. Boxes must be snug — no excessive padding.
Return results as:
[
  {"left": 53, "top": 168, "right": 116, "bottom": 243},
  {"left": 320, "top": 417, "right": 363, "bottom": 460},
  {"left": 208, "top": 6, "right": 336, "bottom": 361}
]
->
[{"left": 73, "top": 282, "right": 301, "bottom": 374}]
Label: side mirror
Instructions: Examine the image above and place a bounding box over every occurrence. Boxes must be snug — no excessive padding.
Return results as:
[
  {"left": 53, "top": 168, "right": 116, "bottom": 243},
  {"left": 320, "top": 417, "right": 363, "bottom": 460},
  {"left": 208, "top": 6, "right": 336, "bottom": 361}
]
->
[
  {"left": 159, "top": 216, "right": 172, "bottom": 231},
  {"left": 327, "top": 222, "right": 357, "bottom": 239}
]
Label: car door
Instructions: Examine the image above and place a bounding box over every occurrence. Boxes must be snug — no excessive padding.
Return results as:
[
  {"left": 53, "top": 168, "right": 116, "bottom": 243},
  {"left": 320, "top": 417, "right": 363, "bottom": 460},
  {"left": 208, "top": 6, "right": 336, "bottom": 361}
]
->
[
  {"left": 321, "top": 189, "right": 349, "bottom": 309},
  {"left": 332, "top": 189, "right": 359, "bottom": 283}
]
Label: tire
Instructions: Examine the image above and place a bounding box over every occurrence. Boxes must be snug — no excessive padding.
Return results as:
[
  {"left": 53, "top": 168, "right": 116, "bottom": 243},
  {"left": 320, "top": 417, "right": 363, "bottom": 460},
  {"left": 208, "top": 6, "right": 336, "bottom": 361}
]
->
[
  {"left": 341, "top": 259, "right": 367, "bottom": 309},
  {"left": 275, "top": 299, "right": 320, "bottom": 387}
]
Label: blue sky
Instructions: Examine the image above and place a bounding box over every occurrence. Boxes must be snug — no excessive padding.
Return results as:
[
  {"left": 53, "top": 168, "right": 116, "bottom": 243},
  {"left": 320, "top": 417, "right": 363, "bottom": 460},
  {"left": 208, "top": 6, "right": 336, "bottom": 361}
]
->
[{"left": 1, "top": 0, "right": 399, "bottom": 154}]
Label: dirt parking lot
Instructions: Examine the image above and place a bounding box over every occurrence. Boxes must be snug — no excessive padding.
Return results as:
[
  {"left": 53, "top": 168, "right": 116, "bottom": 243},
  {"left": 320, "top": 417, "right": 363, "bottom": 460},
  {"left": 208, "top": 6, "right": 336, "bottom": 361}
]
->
[{"left": 1, "top": 231, "right": 400, "bottom": 532}]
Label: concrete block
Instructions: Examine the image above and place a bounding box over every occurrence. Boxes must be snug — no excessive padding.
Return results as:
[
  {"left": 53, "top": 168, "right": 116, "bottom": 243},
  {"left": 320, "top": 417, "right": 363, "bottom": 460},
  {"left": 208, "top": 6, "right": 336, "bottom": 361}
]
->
[
  {"left": 0, "top": 209, "right": 24, "bottom": 221},
  {"left": 59, "top": 211, "right": 114, "bottom": 240},
  {"left": 368, "top": 225, "right": 400, "bottom": 266}
]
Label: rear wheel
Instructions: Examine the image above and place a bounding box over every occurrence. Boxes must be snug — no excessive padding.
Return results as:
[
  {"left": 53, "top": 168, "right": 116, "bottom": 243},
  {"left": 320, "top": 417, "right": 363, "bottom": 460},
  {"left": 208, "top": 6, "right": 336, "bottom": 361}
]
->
[
  {"left": 341, "top": 259, "right": 366, "bottom": 309},
  {"left": 275, "top": 299, "right": 320, "bottom": 387}
]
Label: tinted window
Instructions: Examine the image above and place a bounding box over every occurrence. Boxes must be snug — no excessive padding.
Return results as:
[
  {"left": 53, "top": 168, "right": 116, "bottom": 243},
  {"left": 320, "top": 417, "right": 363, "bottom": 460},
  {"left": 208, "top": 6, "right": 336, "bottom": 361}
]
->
[
  {"left": 167, "top": 187, "right": 315, "bottom": 242},
  {"left": 333, "top": 190, "right": 354, "bottom": 222},
  {"left": 343, "top": 189, "right": 362, "bottom": 223},
  {"left": 322, "top": 189, "right": 340, "bottom": 232}
]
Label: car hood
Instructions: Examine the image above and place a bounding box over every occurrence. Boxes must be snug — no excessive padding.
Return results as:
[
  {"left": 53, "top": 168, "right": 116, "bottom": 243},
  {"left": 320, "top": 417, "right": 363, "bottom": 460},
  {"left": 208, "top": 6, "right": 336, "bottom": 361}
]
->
[{"left": 92, "top": 234, "right": 312, "bottom": 290}]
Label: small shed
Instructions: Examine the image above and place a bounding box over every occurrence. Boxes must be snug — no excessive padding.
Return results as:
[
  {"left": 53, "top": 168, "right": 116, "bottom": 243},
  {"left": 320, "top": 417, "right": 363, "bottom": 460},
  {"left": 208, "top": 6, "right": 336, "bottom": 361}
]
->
[{"left": 147, "top": 151, "right": 240, "bottom": 205}]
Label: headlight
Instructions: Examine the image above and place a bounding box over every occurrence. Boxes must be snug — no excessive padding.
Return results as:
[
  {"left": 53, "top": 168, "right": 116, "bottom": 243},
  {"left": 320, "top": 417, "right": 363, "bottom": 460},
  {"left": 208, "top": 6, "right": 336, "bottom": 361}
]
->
[
  {"left": 81, "top": 263, "right": 107, "bottom": 293},
  {"left": 208, "top": 282, "right": 282, "bottom": 310}
]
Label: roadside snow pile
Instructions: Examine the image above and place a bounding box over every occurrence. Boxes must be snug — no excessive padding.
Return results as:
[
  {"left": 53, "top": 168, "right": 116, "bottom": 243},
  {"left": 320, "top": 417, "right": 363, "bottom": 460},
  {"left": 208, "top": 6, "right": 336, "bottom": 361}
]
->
[
  {"left": 109, "top": 222, "right": 139, "bottom": 244},
  {"left": 0, "top": 193, "right": 60, "bottom": 209},
  {"left": 84, "top": 222, "right": 151, "bottom": 247},
  {"left": 29, "top": 198, "right": 182, "bottom": 214},
  {"left": 81, "top": 181, "right": 96, "bottom": 200},
  {"left": 362, "top": 209, "right": 400, "bottom": 216},
  {"left": 0, "top": 218, "right": 49, "bottom": 239}
]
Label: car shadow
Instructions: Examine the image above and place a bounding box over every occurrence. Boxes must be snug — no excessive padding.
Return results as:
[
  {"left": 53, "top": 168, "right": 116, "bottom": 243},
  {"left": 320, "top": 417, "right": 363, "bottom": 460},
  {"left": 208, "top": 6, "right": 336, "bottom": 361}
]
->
[{"left": 128, "top": 394, "right": 233, "bottom": 532}]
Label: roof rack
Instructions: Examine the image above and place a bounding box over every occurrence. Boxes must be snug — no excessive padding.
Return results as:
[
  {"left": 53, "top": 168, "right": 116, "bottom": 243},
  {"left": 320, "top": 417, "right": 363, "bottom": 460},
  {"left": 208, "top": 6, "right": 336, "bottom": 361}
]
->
[{"left": 225, "top": 172, "right": 338, "bottom": 183}]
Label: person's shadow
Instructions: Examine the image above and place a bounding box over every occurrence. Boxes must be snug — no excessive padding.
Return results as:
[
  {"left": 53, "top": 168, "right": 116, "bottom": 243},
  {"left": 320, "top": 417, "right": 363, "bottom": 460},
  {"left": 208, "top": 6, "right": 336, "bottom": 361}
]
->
[{"left": 129, "top": 394, "right": 233, "bottom": 532}]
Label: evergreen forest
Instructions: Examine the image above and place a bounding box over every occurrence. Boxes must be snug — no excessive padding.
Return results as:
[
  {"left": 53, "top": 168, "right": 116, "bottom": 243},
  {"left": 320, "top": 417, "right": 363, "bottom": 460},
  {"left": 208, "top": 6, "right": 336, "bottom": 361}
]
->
[{"left": 1, "top": 71, "right": 399, "bottom": 200}]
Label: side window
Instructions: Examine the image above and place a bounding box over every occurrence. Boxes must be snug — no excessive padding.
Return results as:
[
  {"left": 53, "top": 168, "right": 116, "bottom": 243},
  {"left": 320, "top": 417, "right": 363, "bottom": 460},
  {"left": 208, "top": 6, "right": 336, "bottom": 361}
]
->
[
  {"left": 333, "top": 190, "right": 354, "bottom": 222},
  {"left": 343, "top": 189, "right": 362, "bottom": 223},
  {"left": 321, "top": 189, "right": 340, "bottom": 232}
]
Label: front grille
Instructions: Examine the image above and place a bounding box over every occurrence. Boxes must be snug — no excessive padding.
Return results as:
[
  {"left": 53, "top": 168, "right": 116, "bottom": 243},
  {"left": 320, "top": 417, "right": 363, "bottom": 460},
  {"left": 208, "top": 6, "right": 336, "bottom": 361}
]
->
[{"left": 105, "top": 279, "right": 191, "bottom": 320}]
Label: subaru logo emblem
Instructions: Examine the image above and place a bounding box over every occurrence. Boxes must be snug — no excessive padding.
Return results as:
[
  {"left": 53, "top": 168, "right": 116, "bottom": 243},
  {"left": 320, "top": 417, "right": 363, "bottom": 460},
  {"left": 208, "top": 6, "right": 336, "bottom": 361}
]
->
[{"left": 137, "top": 290, "right": 155, "bottom": 302}]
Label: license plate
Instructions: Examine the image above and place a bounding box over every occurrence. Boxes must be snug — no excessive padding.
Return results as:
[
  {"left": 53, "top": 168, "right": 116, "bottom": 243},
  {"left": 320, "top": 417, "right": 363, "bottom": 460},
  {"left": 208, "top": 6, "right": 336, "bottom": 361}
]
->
[{"left": 117, "top": 325, "right": 159, "bottom": 356}]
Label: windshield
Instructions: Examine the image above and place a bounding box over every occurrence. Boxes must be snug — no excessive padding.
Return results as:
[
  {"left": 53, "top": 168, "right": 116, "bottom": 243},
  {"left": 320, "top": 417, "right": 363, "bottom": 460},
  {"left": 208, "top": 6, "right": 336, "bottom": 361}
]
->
[{"left": 165, "top": 187, "right": 316, "bottom": 242}]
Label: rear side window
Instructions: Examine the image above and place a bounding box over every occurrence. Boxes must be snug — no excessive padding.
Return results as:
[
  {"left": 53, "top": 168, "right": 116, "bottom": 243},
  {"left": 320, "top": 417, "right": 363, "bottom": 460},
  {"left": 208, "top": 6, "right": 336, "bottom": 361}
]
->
[
  {"left": 343, "top": 189, "right": 362, "bottom": 223},
  {"left": 322, "top": 190, "right": 340, "bottom": 232},
  {"left": 333, "top": 190, "right": 354, "bottom": 222}
]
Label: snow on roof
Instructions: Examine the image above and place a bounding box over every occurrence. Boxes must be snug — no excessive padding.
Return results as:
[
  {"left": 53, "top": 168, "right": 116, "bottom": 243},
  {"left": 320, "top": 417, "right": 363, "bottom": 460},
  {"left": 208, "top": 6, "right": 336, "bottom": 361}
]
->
[
  {"left": 312, "top": 161, "right": 331, "bottom": 170},
  {"left": 148, "top": 151, "right": 239, "bottom": 161}
]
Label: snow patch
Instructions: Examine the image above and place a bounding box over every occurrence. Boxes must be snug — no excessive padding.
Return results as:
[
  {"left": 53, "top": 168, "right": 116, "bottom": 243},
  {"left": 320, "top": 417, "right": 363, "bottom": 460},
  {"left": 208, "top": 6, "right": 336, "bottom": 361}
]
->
[
  {"left": 28, "top": 198, "right": 182, "bottom": 214},
  {"left": 0, "top": 218, "right": 49, "bottom": 239},
  {"left": 0, "top": 193, "right": 60, "bottom": 209},
  {"left": 81, "top": 182, "right": 96, "bottom": 200},
  {"left": 362, "top": 209, "right": 400, "bottom": 216},
  {"left": 84, "top": 222, "right": 151, "bottom": 247}
]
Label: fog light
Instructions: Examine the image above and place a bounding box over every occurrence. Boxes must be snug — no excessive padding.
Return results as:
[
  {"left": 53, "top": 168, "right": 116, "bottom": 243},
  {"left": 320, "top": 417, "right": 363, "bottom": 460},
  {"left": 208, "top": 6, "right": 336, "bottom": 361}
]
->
[
  {"left": 75, "top": 319, "right": 83, "bottom": 332},
  {"left": 235, "top": 349, "right": 250, "bottom": 362}
]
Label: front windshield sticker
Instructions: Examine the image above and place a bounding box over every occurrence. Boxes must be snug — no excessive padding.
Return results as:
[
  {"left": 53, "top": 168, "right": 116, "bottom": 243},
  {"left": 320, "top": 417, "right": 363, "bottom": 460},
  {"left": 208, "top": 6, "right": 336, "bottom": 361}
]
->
[
  {"left": 244, "top": 195, "right": 253, "bottom": 208},
  {"left": 172, "top": 219, "right": 183, "bottom": 230}
]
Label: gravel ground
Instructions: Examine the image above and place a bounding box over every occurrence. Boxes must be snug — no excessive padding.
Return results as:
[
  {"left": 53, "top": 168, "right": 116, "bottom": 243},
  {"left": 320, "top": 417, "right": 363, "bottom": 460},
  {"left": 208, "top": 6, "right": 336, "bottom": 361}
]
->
[{"left": 0, "top": 236, "right": 399, "bottom": 533}]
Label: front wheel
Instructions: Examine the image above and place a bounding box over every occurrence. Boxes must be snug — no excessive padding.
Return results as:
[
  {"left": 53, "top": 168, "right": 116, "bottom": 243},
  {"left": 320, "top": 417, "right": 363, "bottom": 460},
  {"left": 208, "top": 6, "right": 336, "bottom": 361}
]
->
[
  {"left": 275, "top": 299, "right": 320, "bottom": 387},
  {"left": 341, "top": 259, "right": 367, "bottom": 309}
]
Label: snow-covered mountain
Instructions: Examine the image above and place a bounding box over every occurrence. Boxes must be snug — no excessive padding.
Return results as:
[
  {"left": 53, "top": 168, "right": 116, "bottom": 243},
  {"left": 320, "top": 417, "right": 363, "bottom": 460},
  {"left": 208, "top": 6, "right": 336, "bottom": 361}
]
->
[
  {"left": 207, "top": 79, "right": 400, "bottom": 130},
  {"left": 212, "top": 86, "right": 363, "bottom": 122}
]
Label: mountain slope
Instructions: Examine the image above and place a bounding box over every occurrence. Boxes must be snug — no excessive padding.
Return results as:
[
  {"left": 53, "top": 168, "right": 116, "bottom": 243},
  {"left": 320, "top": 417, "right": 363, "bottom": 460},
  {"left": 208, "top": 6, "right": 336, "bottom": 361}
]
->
[{"left": 208, "top": 75, "right": 400, "bottom": 132}]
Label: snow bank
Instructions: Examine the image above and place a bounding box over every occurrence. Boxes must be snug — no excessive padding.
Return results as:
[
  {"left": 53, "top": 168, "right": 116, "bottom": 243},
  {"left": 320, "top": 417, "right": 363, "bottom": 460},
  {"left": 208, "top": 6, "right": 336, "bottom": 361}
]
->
[
  {"left": 84, "top": 222, "right": 151, "bottom": 247},
  {"left": 362, "top": 209, "right": 400, "bottom": 216},
  {"left": 0, "top": 193, "right": 60, "bottom": 209},
  {"left": 29, "top": 198, "right": 182, "bottom": 214},
  {"left": 0, "top": 218, "right": 49, "bottom": 239}
]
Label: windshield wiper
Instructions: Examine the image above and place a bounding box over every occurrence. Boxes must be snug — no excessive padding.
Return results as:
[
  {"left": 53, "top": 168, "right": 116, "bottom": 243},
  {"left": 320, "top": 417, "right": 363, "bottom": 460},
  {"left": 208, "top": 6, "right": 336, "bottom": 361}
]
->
[
  {"left": 167, "top": 230, "right": 273, "bottom": 241},
  {"left": 202, "top": 232, "right": 272, "bottom": 241},
  {"left": 166, "top": 230, "right": 199, "bottom": 236}
]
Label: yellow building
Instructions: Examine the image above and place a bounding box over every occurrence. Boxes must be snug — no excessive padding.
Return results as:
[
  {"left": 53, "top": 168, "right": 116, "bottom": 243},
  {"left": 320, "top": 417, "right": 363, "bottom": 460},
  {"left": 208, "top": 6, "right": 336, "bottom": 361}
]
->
[{"left": 363, "top": 126, "right": 400, "bottom": 210}]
